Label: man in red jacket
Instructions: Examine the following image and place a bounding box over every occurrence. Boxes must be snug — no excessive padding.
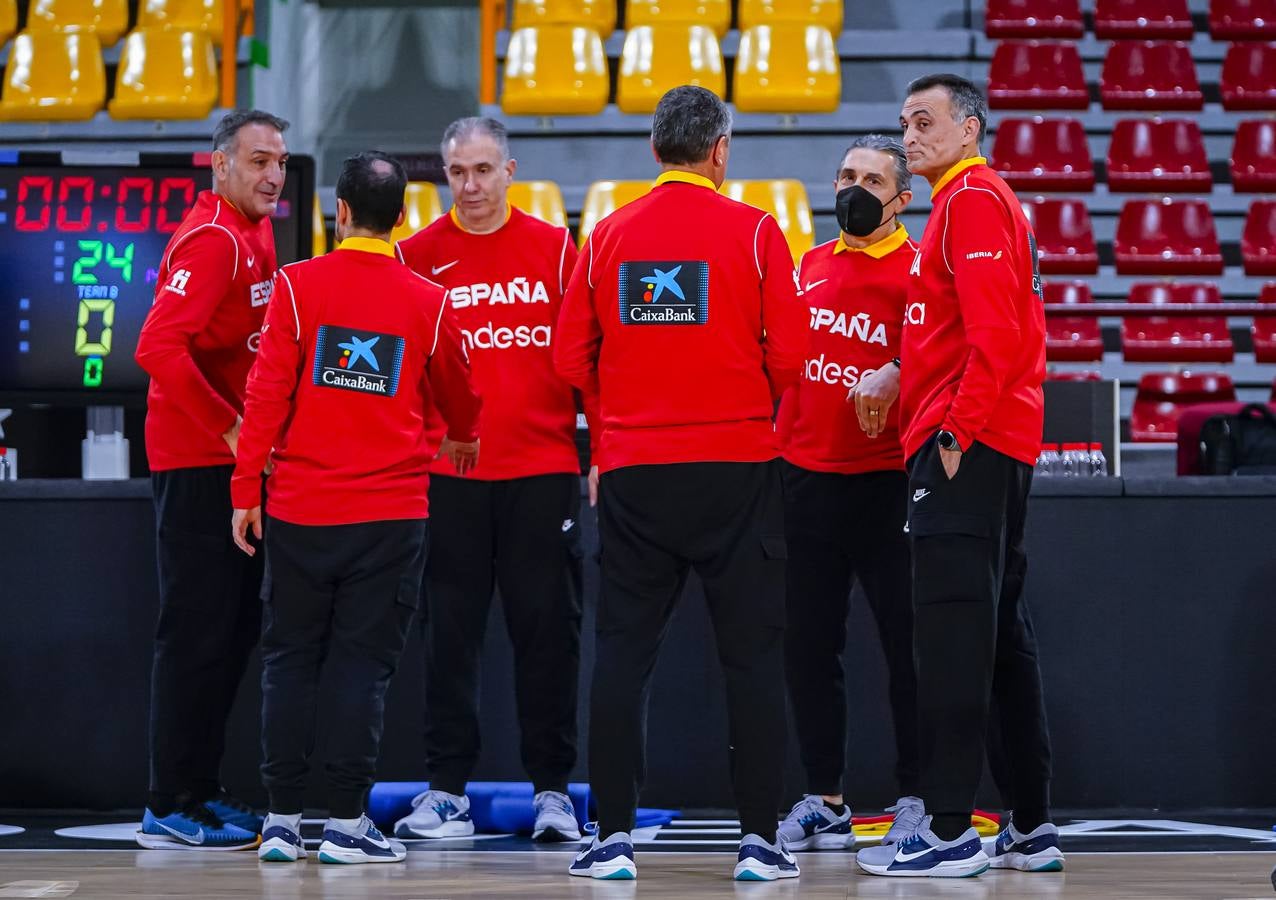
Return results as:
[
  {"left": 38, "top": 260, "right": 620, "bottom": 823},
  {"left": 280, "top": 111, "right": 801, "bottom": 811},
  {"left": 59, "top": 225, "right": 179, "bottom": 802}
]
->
[
  {"left": 394, "top": 118, "right": 586, "bottom": 844},
  {"left": 134, "top": 109, "right": 288, "bottom": 851},
  {"left": 857, "top": 74, "right": 1061, "bottom": 879},
  {"left": 554, "top": 85, "right": 807, "bottom": 882},
  {"left": 230, "top": 152, "right": 481, "bottom": 865}
]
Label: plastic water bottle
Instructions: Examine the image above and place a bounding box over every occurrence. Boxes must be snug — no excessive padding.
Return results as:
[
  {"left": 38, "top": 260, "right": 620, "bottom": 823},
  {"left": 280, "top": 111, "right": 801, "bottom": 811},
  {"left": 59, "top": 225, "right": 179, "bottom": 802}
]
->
[
  {"left": 1035, "top": 443, "right": 1060, "bottom": 476},
  {"left": 1060, "top": 442, "right": 1088, "bottom": 477},
  {"left": 0, "top": 447, "right": 9, "bottom": 482},
  {"left": 1088, "top": 442, "right": 1108, "bottom": 477}
]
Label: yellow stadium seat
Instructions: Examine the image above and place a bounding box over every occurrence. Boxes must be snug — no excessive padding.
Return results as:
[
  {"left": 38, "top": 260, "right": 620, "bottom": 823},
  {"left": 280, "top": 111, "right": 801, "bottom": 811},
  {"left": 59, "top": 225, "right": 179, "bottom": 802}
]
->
[
  {"left": 578, "top": 179, "right": 651, "bottom": 244},
  {"left": 108, "top": 30, "right": 218, "bottom": 119},
  {"left": 734, "top": 24, "right": 840, "bottom": 114},
  {"left": 617, "top": 24, "right": 724, "bottom": 115},
  {"left": 25, "top": 0, "right": 129, "bottom": 45},
  {"left": 390, "top": 182, "right": 444, "bottom": 245},
  {"left": 0, "top": 0, "right": 16, "bottom": 46},
  {"left": 138, "top": 0, "right": 227, "bottom": 46},
  {"left": 509, "top": 180, "right": 567, "bottom": 227},
  {"left": 626, "top": 0, "right": 730, "bottom": 38},
  {"left": 502, "top": 25, "right": 608, "bottom": 116},
  {"left": 721, "top": 179, "right": 814, "bottom": 261},
  {"left": 511, "top": 0, "right": 616, "bottom": 36},
  {"left": 737, "top": 0, "right": 842, "bottom": 32},
  {"left": 312, "top": 194, "right": 327, "bottom": 258},
  {"left": 0, "top": 31, "right": 105, "bottom": 120}
]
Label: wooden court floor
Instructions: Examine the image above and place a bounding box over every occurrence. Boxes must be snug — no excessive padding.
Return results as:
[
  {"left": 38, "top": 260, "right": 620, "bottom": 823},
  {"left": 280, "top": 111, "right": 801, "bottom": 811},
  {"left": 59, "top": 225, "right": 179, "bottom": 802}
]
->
[{"left": 1, "top": 850, "right": 1273, "bottom": 899}]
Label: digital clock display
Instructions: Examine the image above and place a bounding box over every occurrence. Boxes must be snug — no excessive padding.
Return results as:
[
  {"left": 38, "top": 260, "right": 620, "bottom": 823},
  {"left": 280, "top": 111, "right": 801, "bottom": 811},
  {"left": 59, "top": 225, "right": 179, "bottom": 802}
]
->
[{"left": 0, "top": 155, "right": 314, "bottom": 401}]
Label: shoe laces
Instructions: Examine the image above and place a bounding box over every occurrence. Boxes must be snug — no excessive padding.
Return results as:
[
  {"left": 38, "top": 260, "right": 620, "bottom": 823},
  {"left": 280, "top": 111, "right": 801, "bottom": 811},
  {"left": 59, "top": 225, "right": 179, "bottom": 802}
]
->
[
  {"left": 411, "top": 789, "right": 458, "bottom": 816},
  {"left": 213, "top": 791, "right": 254, "bottom": 815},
  {"left": 535, "top": 791, "right": 573, "bottom": 816},
  {"left": 885, "top": 798, "right": 925, "bottom": 840},
  {"left": 783, "top": 794, "right": 827, "bottom": 827},
  {"left": 179, "top": 802, "right": 226, "bottom": 829}
]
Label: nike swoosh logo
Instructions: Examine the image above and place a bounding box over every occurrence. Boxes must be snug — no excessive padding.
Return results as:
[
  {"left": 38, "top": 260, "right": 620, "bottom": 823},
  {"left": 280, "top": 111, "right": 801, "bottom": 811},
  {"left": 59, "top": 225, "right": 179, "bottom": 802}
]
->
[
  {"left": 804, "top": 278, "right": 828, "bottom": 291},
  {"left": 432, "top": 260, "right": 460, "bottom": 275},
  {"left": 561, "top": 519, "right": 575, "bottom": 532},
  {"left": 158, "top": 821, "right": 204, "bottom": 844},
  {"left": 894, "top": 846, "right": 935, "bottom": 863},
  {"left": 913, "top": 489, "right": 930, "bottom": 502},
  {"left": 247, "top": 256, "right": 255, "bottom": 268}
]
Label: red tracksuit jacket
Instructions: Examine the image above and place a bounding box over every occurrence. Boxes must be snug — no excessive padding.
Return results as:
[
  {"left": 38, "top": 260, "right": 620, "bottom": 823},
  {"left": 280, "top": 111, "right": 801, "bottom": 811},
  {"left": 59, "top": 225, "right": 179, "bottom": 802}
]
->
[
  {"left": 136, "top": 190, "right": 277, "bottom": 471},
  {"left": 900, "top": 158, "right": 1046, "bottom": 465},
  {"left": 230, "top": 238, "right": 481, "bottom": 525},
  {"left": 553, "top": 171, "right": 807, "bottom": 473}
]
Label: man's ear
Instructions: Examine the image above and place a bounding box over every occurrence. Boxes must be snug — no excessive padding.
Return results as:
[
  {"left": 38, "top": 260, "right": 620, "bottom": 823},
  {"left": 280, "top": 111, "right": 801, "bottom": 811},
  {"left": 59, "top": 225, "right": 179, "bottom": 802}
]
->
[{"left": 211, "top": 149, "right": 229, "bottom": 181}]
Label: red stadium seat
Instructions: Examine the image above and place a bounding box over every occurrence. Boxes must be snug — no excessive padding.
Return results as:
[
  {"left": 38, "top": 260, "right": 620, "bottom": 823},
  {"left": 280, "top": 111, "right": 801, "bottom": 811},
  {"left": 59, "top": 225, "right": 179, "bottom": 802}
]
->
[
  {"left": 1252, "top": 282, "right": 1276, "bottom": 363},
  {"left": 1221, "top": 41, "right": 1276, "bottom": 110},
  {"left": 1132, "top": 372, "right": 1237, "bottom": 442},
  {"left": 987, "top": 41, "right": 1088, "bottom": 110},
  {"left": 1242, "top": 200, "right": 1276, "bottom": 276},
  {"left": 1114, "top": 198, "right": 1223, "bottom": 276},
  {"left": 989, "top": 117, "right": 1095, "bottom": 191},
  {"left": 1121, "top": 282, "right": 1234, "bottom": 363},
  {"left": 1022, "top": 198, "right": 1099, "bottom": 274},
  {"left": 1230, "top": 120, "right": 1276, "bottom": 192},
  {"left": 1100, "top": 41, "right": 1203, "bottom": 111},
  {"left": 1094, "top": 0, "right": 1193, "bottom": 39},
  {"left": 1106, "top": 118, "right": 1211, "bottom": 193},
  {"left": 1047, "top": 369, "right": 1103, "bottom": 380},
  {"left": 984, "top": 0, "right": 1083, "bottom": 38},
  {"left": 1044, "top": 281, "right": 1104, "bottom": 361},
  {"left": 1209, "top": 0, "right": 1276, "bottom": 40}
]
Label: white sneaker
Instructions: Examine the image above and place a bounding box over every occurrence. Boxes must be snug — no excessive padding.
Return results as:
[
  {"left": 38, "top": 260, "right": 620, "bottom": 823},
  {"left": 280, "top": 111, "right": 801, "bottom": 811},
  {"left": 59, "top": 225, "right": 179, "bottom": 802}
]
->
[
  {"left": 776, "top": 795, "right": 854, "bottom": 851},
  {"left": 393, "top": 789, "right": 474, "bottom": 839},
  {"left": 734, "top": 833, "right": 801, "bottom": 881},
  {"left": 258, "top": 813, "right": 306, "bottom": 862},
  {"left": 568, "top": 832, "right": 636, "bottom": 879},
  {"left": 989, "top": 819, "right": 1065, "bottom": 872},
  {"left": 533, "top": 790, "right": 582, "bottom": 842},
  {"left": 316, "top": 815, "right": 406, "bottom": 864}
]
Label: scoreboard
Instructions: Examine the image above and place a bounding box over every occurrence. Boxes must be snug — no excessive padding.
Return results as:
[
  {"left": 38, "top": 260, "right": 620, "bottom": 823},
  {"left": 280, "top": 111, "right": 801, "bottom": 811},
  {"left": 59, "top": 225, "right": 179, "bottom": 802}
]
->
[{"left": 0, "top": 152, "right": 314, "bottom": 403}]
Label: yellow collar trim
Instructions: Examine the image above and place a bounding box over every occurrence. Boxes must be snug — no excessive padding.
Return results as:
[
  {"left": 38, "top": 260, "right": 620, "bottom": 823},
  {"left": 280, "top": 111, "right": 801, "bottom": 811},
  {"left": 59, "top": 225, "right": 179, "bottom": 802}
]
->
[
  {"left": 834, "top": 223, "right": 910, "bottom": 259},
  {"left": 337, "top": 236, "right": 396, "bottom": 257},
  {"left": 655, "top": 170, "right": 717, "bottom": 191},
  {"left": 930, "top": 156, "right": 987, "bottom": 198},
  {"left": 449, "top": 203, "right": 512, "bottom": 233}
]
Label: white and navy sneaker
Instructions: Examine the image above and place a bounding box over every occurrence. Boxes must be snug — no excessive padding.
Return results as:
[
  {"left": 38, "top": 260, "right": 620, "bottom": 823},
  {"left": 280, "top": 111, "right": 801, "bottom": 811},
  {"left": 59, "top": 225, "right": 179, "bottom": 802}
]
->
[
  {"left": 393, "top": 789, "right": 474, "bottom": 839},
  {"left": 136, "top": 805, "right": 259, "bottom": 851},
  {"left": 856, "top": 815, "right": 990, "bottom": 878},
  {"left": 734, "top": 833, "right": 801, "bottom": 881},
  {"left": 532, "top": 790, "right": 582, "bottom": 842},
  {"left": 568, "top": 832, "right": 637, "bottom": 879},
  {"left": 881, "top": 796, "right": 926, "bottom": 845},
  {"left": 317, "top": 815, "right": 406, "bottom": 864},
  {"left": 776, "top": 795, "right": 854, "bottom": 851},
  {"left": 989, "top": 819, "right": 1065, "bottom": 872},
  {"left": 206, "top": 791, "right": 264, "bottom": 835},
  {"left": 258, "top": 813, "right": 307, "bottom": 862}
]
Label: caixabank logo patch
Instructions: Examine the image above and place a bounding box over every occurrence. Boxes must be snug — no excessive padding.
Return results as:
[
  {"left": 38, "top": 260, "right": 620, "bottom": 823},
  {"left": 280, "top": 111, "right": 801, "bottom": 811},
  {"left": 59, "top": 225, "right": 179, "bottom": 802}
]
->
[
  {"left": 618, "top": 261, "right": 709, "bottom": 325},
  {"left": 312, "top": 325, "right": 406, "bottom": 397}
]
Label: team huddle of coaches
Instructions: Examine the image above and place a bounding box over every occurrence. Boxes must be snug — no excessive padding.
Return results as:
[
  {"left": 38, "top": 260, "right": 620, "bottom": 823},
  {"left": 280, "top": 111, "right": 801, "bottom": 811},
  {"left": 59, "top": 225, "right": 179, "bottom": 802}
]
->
[{"left": 133, "top": 73, "right": 1060, "bottom": 880}]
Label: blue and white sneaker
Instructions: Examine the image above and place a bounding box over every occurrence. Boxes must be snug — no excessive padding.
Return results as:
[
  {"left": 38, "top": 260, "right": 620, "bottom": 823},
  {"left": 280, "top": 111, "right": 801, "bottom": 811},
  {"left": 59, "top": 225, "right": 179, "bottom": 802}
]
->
[
  {"left": 568, "top": 832, "right": 637, "bottom": 879},
  {"left": 856, "top": 815, "right": 990, "bottom": 878},
  {"left": 206, "top": 791, "right": 264, "bottom": 835},
  {"left": 989, "top": 819, "right": 1065, "bottom": 872},
  {"left": 533, "top": 790, "right": 582, "bottom": 842},
  {"left": 776, "top": 795, "right": 854, "bottom": 851},
  {"left": 258, "top": 813, "right": 307, "bottom": 862},
  {"left": 734, "top": 833, "right": 801, "bottom": 881},
  {"left": 393, "top": 789, "right": 474, "bottom": 839},
  {"left": 317, "top": 815, "right": 407, "bottom": 864},
  {"left": 136, "top": 805, "right": 260, "bottom": 851},
  {"left": 882, "top": 796, "right": 926, "bottom": 845}
]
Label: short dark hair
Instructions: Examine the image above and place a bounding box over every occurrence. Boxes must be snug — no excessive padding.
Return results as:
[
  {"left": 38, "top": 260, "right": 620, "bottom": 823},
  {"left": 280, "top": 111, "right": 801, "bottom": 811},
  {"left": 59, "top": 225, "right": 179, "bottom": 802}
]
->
[
  {"left": 440, "top": 116, "right": 511, "bottom": 163},
  {"left": 212, "top": 108, "right": 289, "bottom": 153},
  {"left": 905, "top": 73, "right": 987, "bottom": 146},
  {"left": 336, "top": 152, "right": 408, "bottom": 234},
  {"left": 842, "top": 134, "right": 913, "bottom": 193},
  {"left": 651, "top": 85, "right": 732, "bottom": 166}
]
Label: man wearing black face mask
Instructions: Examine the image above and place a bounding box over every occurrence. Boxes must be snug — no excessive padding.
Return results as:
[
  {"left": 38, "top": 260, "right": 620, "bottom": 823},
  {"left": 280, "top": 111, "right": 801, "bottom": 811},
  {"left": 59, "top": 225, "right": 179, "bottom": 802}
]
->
[{"left": 774, "top": 135, "right": 923, "bottom": 853}]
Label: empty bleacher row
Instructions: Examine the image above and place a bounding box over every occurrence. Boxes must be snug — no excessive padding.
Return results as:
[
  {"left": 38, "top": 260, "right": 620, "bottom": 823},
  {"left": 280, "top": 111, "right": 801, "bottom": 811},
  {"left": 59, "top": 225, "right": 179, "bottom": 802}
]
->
[{"left": 0, "top": 0, "right": 246, "bottom": 120}]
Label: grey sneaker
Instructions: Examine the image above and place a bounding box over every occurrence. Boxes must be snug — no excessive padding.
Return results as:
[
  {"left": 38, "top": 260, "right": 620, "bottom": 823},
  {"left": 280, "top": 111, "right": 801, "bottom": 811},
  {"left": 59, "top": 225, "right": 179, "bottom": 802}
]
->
[
  {"left": 734, "top": 833, "right": 801, "bottom": 881},
  {"left": 776, "top": 795, "right": 854, "bottom": 851},
  {"left": 393, "top": 789, "right": 474, "bottom": 839},
  {"left": 882, "top": 796, "right": 925, "bottom": 845},
  {"left": 533, "top": 790, "right": 582, "bottom": 842},
  {"left": 857, "top": 815, "right": 989, "bottom": 878}
]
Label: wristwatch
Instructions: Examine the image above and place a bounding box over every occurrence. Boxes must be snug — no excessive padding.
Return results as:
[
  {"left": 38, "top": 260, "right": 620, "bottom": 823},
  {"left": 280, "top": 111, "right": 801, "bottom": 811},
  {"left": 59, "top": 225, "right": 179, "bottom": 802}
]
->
[{"left": 937, "top": 430, "right": 961, "bottom": 452}]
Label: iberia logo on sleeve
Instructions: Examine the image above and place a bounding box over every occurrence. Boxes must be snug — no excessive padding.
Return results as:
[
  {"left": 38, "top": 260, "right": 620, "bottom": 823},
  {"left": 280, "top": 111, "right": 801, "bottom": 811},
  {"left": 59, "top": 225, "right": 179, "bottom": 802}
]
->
[
  {"left": 312, "top": 325, "right": 406, "bottom": 397},
  {"left": 618, "top": 260, "right": 709, "bottom": 325}
]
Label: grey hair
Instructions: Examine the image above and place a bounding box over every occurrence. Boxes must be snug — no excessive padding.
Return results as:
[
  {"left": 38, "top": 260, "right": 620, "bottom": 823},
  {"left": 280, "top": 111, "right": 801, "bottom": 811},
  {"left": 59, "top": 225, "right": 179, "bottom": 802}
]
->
[
  {"left": 906, "top": 73, "right": 987, "bottom": 146},
  {"left": 212, "top": 109, "right": 289, "bottom": 153},
  {"left": 440, "top": 116, "right": 511, "bottom": 163},
  {"left": 842, "top": 134, "right": 913, "bottom": 193},
  {"left": 651, "top": 85, "right": 733, "bottom": 166}
]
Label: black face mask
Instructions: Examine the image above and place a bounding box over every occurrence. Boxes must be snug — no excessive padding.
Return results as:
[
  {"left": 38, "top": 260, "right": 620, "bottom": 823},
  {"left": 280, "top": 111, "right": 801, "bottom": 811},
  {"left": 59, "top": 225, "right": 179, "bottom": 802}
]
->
[{"left": 835, "top": 185, "right": 903, "bottom": 237}]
